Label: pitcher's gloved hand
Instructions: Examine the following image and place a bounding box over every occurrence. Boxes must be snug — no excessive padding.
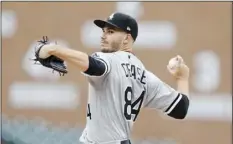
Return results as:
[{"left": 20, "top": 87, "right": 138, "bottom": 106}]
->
[{"left": 32, "top": 36, "right": 68, "bottom": 76}]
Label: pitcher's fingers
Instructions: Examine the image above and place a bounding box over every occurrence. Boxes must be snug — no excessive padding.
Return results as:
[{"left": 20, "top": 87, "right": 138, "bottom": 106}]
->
[{"left": 176, "top": 55, "right": 184, "bottom": 64}]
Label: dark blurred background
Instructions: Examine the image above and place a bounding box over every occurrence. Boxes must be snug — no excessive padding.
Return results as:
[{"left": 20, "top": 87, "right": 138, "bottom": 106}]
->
[{"left": 1, "top": 2, "right": 232, "bottom": 144}]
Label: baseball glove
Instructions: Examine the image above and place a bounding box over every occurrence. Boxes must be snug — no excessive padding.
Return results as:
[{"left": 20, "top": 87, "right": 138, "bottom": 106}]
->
[{"left": 32, "top": 36, "right": 68, "bottom": 76}]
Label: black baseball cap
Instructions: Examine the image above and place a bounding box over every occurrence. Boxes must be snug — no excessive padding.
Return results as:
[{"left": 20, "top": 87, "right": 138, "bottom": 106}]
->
[{"left": 94, "top": 12, "right": 138, "bottom": 41}]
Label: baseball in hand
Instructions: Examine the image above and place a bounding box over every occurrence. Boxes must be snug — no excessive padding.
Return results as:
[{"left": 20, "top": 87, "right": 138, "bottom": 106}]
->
[{"left": 167, "top": 55, "right": 189, "bottom": 80}]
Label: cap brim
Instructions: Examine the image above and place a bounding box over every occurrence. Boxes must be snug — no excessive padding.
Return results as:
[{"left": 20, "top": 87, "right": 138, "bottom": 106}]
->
[{"left": 94, "top": 19, "right": 120, "bottom": 29}]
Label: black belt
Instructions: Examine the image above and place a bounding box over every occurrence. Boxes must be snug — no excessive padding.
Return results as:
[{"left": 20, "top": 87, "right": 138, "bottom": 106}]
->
[{"left": 121, "top": 140, "right": 131, "bottom": 144}]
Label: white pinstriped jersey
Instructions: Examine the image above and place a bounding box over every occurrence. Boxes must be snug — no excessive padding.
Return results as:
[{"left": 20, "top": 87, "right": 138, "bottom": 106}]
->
[{"left": 79, "top": 51, "right": 180, "bottom": 144}]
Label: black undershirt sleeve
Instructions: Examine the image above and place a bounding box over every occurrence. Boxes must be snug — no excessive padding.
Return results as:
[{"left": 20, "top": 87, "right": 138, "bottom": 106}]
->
[
  {"left": 84, "top": 56, "right": 107, "bottom": 76},
  {"left": 165, "top": 93, "right": 190, "bottom": 119}
]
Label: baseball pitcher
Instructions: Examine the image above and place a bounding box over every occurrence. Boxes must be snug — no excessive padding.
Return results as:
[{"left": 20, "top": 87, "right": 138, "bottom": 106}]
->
[{"left": 33, "top": 12, "right": 190, "bottom": 144}]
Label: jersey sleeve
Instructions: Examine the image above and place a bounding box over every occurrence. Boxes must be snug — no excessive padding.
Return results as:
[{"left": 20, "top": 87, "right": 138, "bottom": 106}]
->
[
  {"left": 144, "top": 70, "right": 181, "bottom": 115},
  {"left": 82, "top": 52, "right": 111, "bottom": 79}
]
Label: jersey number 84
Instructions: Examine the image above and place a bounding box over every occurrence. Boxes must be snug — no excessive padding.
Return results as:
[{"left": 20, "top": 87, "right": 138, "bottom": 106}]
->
[
  {"left": 87, "top": 86, "right": 145, "bottom": 122},
  {"left": 124, "top": 86, "right": 145, "bottom": 122}
]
